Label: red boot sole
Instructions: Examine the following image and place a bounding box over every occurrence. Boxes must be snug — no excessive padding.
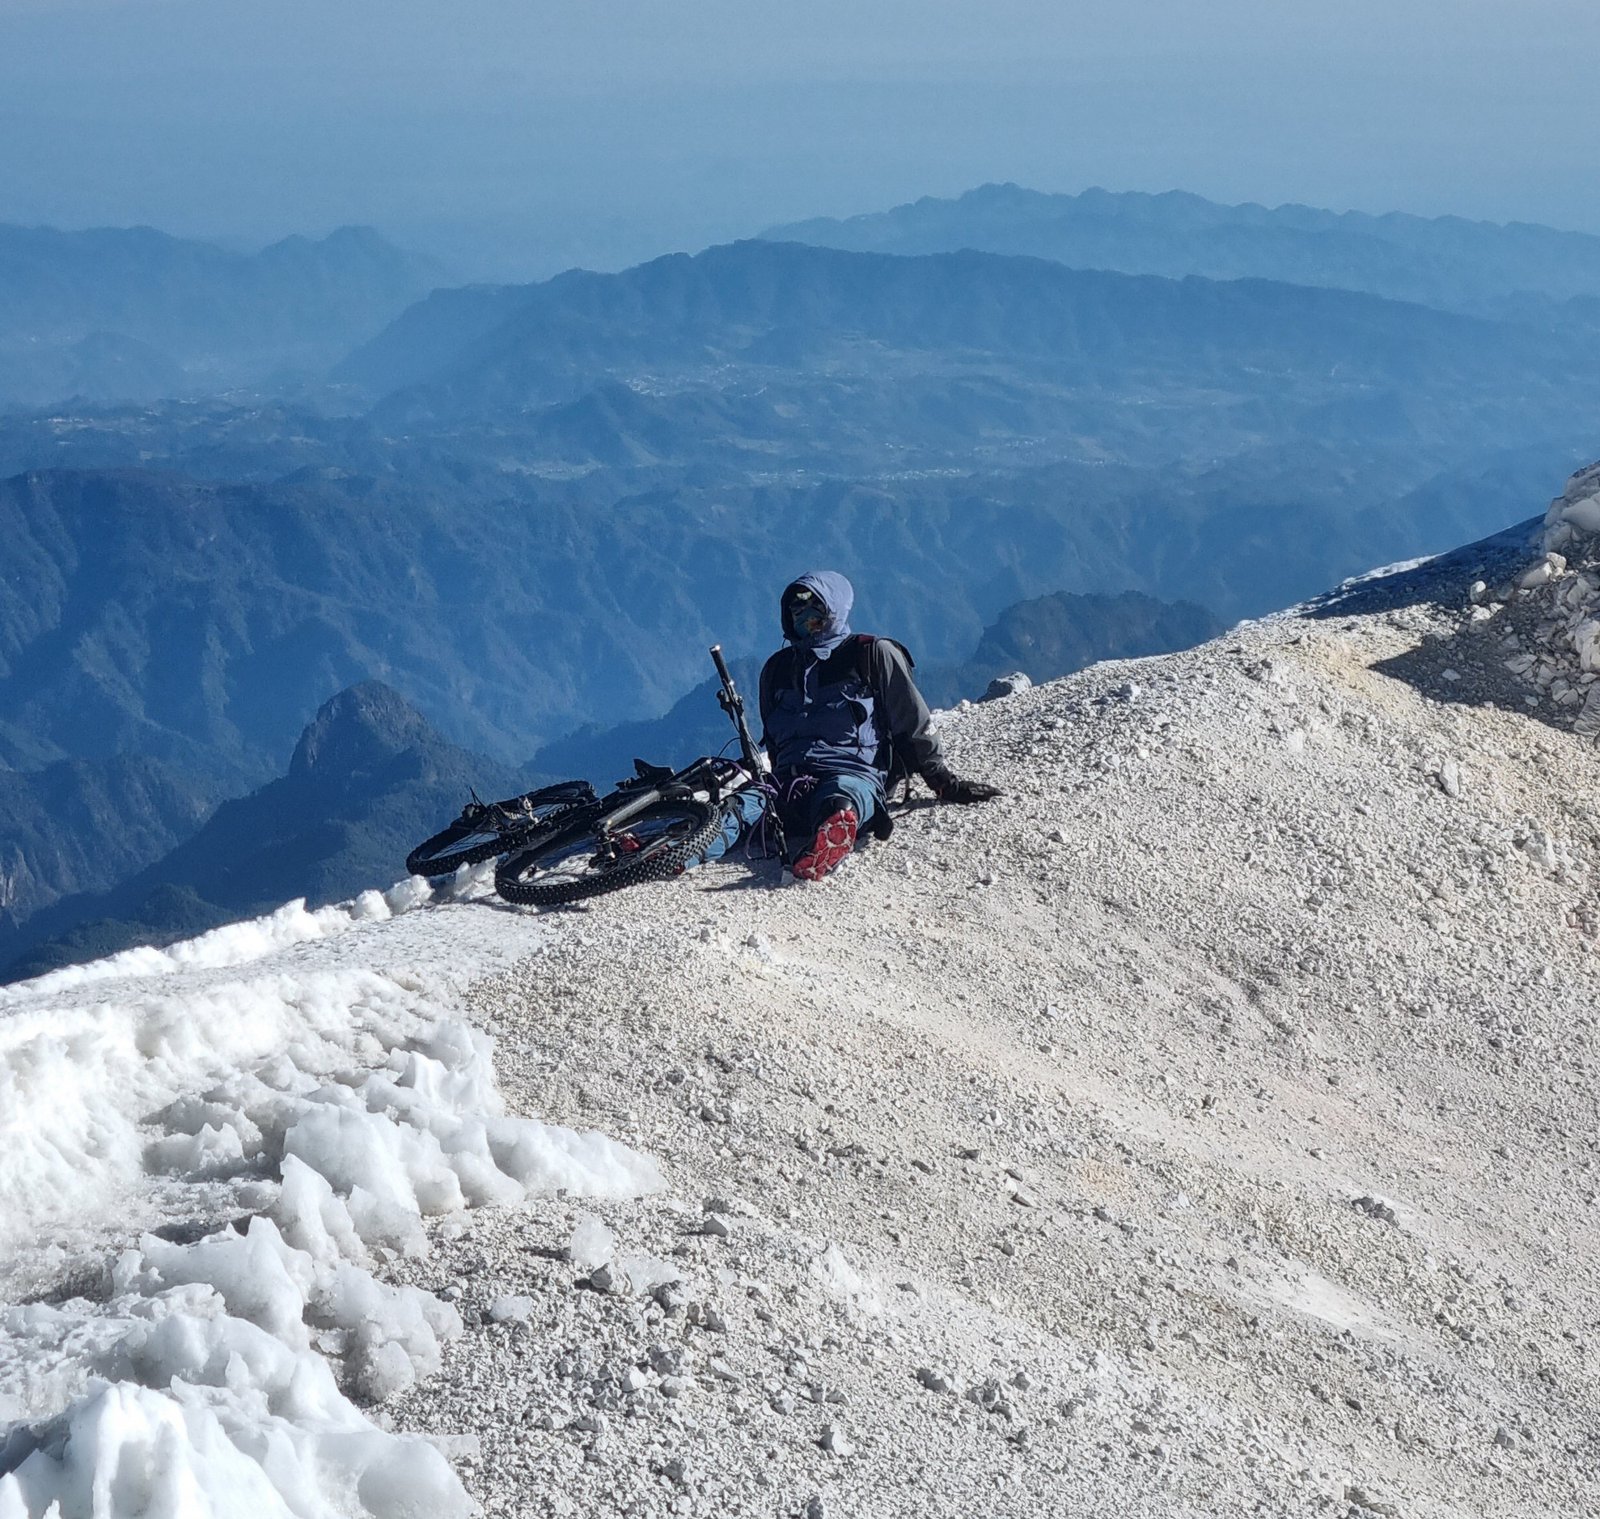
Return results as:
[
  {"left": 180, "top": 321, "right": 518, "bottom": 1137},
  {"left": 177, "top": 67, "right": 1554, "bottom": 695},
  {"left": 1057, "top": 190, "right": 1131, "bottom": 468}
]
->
[{"left": 791, "top": 808, "right": 858, "bottom": 881}]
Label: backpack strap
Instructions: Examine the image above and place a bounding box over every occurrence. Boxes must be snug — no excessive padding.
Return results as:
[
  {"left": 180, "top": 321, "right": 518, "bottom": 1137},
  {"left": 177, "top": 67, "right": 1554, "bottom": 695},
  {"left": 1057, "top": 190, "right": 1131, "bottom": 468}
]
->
[
  {"left": 853, "top": 632, "right": 913, "bottom": 682},
  {"left": 851, "top": 634, "right": 918, "bottom": 812}
]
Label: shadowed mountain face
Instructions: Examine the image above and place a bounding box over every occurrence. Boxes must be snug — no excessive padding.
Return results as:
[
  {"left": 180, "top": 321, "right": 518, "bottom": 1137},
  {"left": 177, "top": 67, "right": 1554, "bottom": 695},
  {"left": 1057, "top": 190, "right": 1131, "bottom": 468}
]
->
[
  {"left": 0, "top": 223, "right": 446, "bottom": 408},
  {"left": 0, "top": 681, "right": 523, "bottom": 982},
  {"left": 968, "top": 589, "right": 1220, "bottom": 679},
  {"left": 917, "top": 589, "right": 1224, "bottom": 708},
  {"left": 0, "top": 754, "right": 217, "bottom": 931},
  {"left": 762, "top": 183, "right": 1600, "bottom": 319}
]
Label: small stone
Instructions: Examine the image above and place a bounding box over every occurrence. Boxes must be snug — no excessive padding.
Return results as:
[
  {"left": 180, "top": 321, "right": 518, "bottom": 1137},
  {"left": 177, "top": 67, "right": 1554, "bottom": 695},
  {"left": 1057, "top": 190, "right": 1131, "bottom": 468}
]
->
[
  {"left": 659, "top": 1376, "right": 690, "bottom": 1400},
  {"left": 687, "top": 1301, "right": 728, "bottom": 1332},
  {"left": 1010, "top": 1370, "right": 1033, "bottom": 1391},
  {"left": 653, "top": 1282, "right": 687, "bottom": 1315},
  {"left": 1344, "top": 1483, "right": 1401, "bottom": 1516},
  {"left": 804, "top": 1498, "right": 827, "bottom": 1519},
  {"left": 966, "top": 1378, "right": 1013, "bottom": 1418},
  {"left": 588, "top": 1262, "right": 622, "bottom": 1294},
  {"left": 620, "top": 1367, "right": 649, "bottom": 1395},
  {"left": 915, "top": 1366, "right": 953, "bottom": 1393},
  {"left": 700, "top": 1213, "right": 732, "bottom": 1238},
  {"left": 770, "top": 1391, "right": 796, "bottom": 1415},
  {"left": 819, "top": 1423, "right": 853, "bottom": 1456},
  {"left": 984, "top": 671, "right": 1032, "bottom": 700},
  {"left": 1351, "top": 1195, "right": 1399, "bottom": 1226}
]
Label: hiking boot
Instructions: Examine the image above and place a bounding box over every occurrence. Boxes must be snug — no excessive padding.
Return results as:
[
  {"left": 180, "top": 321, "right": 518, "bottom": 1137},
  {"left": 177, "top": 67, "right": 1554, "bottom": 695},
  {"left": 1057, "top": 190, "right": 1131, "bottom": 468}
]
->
[{"left": 790, "top": 807, "right": 857, "bottom": 882}]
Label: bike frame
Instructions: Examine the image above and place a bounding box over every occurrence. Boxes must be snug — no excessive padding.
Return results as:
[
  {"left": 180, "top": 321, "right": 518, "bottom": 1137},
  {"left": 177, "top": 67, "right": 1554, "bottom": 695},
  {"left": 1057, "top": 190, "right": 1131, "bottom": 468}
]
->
[
  {"left": 582, "top": 647, "right": 779, "bottom": 857},
  {"left": 593, "top": 754, "right": 746, "bottom": 837}
]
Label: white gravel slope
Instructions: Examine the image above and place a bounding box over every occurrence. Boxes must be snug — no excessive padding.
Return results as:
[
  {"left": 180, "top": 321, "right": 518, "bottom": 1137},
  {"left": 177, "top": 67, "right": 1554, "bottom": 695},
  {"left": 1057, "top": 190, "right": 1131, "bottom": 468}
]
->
[{"left": 382, "top": 518, "right": 1600, "bottom": 1519}]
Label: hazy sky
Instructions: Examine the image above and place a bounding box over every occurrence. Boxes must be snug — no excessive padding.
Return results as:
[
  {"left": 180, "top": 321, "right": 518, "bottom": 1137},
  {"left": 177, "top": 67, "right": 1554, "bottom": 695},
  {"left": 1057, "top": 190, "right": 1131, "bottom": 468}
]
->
[{"left": 3, "top": 0, "right": 1598, "bottom": 279}]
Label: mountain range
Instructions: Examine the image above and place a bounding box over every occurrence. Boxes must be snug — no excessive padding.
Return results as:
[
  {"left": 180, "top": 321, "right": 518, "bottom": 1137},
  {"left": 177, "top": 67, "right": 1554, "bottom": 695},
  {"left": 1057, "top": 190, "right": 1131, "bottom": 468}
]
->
[
  {"left": 764, "top": 182, "right": 1600, "bottom": 319},
  {"left": 0, "top": 223, "right": 446, "bottom": 408},
  {"left": 337, "top": 239, "right": 1593, "bottom": 445},
  {"left": 4, "top": 186, "right": 1600, "bottom": 967}
]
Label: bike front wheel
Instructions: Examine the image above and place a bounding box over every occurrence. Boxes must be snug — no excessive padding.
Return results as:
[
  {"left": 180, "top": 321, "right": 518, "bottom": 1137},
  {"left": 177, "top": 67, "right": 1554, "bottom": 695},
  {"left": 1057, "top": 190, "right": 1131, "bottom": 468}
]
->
[
  {"left": 495, "top": 798, "right": 722, "bottom": 907},
  {"left": 406, "top": 783, "right": 599, "bottom": 878}
]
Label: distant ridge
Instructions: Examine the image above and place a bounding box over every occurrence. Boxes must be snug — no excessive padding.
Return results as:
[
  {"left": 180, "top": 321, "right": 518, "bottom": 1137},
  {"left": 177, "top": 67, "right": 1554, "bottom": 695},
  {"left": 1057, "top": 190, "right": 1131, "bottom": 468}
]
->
[
  {"left": 761, "top": 183, "right": 1600, "bottom": 316},
  {"left": 0, "top": 222, "right": 447, "bottom": 407},
  {"left": 338, "top": 236, "right": 1567, "bottom": 421}
]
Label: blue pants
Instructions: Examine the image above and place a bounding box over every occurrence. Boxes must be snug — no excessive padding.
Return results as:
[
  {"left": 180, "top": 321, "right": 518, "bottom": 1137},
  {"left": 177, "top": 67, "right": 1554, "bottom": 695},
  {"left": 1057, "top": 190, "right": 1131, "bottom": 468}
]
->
[{"left": 695, "top": 772, "right": 880, "bottom": 868}]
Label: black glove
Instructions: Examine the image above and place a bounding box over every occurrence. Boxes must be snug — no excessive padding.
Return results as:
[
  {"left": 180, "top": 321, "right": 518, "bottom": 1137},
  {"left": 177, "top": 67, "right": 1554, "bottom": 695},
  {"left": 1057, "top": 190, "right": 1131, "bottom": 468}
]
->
[{"left": 926, "top": 769, "right": 1003, "bottom": 804}]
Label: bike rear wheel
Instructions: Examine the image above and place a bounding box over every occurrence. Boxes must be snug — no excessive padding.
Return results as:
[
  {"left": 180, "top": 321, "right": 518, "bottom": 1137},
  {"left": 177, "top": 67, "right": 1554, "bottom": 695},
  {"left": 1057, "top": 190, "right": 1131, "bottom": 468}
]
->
[
  {"left": 495, "top": 798, "right": 722, "bottom": 906},
  {"left": 406, "top": 783, "right": 599, "bottom": 878}
]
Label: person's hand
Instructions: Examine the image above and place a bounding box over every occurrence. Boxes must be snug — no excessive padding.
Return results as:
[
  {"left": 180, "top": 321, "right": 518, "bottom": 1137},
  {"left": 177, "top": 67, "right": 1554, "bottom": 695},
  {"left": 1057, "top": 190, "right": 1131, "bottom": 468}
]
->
[{"left": 929, "top": 771, "right": 1002, "bottom": 804}]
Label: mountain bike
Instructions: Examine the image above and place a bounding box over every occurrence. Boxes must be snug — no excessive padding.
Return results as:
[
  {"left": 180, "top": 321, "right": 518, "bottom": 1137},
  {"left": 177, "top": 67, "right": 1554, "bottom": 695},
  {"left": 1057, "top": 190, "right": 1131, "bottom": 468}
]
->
[
  {"left": 406, "top": 779, "right": 601, "bottom": 878},
  {"left": 494, "top": 646, "right": 781, "bottom": 907}
]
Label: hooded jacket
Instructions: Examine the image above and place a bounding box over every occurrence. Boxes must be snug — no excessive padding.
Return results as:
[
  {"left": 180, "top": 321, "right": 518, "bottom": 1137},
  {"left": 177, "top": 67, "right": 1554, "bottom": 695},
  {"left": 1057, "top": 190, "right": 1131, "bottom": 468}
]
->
[{"left": 757, "top": 571, "right": 946, "bottom": 793}]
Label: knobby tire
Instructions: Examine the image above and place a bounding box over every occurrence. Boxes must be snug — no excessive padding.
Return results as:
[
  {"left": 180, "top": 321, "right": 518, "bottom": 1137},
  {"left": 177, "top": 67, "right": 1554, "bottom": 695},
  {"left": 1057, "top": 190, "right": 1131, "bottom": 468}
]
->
[{"left": 495, "top": 798, "right": 723, "bottom": 907}]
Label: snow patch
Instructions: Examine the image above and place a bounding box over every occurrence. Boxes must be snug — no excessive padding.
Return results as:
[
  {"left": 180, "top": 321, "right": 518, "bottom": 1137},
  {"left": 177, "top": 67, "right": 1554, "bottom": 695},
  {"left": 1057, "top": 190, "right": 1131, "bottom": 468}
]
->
[{"left": 0, "top": 883, "right": 660, "bottom": 1516}]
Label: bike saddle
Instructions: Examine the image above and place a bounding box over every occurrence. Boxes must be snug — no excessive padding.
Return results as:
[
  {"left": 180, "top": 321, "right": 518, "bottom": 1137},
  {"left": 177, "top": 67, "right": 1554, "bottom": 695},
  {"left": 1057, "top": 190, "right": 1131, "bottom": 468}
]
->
[
  {"left": 632, "top": 758, "right": 675, "bottom": 783},
  {"left": 529, "top": 779, "right": 600, "bottom": 804}
]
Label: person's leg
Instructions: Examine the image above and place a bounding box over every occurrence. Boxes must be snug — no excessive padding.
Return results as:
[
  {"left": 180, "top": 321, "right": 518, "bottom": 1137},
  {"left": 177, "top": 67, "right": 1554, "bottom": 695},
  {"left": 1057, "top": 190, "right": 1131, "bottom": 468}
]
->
[
  {"left": 685, "top": 788, "right": 769, "bottom": 870},
  {"left": 789, "top": 772, "right": 880, "bottom": 881}
]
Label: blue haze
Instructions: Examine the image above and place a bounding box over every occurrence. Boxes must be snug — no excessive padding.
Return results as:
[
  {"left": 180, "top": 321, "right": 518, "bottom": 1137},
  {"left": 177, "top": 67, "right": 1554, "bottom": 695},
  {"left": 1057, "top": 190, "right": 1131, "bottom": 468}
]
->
[{"left": 1, "top": 0, "right": 1597, "bottom": 277}]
